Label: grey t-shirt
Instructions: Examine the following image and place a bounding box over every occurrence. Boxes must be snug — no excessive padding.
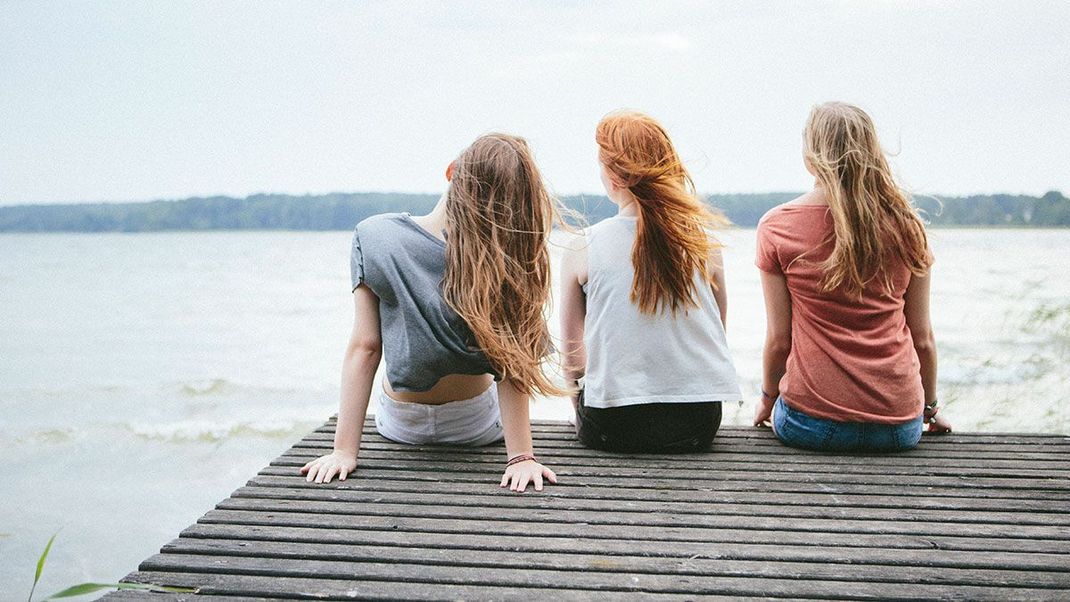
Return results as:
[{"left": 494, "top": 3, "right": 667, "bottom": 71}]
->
[{"left": 350, "top": 213, "right": 497, "bottom": 392}]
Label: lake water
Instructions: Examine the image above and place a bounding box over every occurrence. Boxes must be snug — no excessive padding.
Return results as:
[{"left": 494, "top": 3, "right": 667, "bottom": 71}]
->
[{"left": 1, "top": 228, "right": 1069, "bottom": 595}]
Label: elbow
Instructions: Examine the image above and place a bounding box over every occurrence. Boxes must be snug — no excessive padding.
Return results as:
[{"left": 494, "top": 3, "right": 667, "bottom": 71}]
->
[
  {"left": 912, "top": 329, "right": 937, "bottom": 356},
  {"left": 346, "top": 338, "right": 382, "bottom": 365},
  {"left": 765, "top": 334, "right": 792, "bottom": 357}
]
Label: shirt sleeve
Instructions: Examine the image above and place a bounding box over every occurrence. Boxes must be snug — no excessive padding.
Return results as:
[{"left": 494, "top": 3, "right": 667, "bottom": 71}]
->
[
  {"left": 754, "top": 218, "right": 782, "bottom": 274},
  {"left": 350, "top": 225, "right": 365, "bottom": 292}
]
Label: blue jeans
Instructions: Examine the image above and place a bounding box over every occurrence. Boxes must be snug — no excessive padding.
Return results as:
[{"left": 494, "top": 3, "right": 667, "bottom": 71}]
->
[{"left": 772, "top": 397, "right": 923, "bottom": 452}]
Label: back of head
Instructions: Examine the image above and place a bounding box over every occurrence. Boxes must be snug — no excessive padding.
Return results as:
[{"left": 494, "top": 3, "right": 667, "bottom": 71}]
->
[
  {"left": 804, "top": 102, "right": 931, "bottom": 296},
  {"left": 596, "top": 110, "right": 728, "bottom": 315},
  {"left": 442, "top": 133, "right": 563, "bottom": 396}
]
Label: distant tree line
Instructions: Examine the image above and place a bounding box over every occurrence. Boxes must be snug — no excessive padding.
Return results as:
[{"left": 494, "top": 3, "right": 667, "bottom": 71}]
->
[{"left": 0, "top": 190, "right": 1066, "bottom": 232}]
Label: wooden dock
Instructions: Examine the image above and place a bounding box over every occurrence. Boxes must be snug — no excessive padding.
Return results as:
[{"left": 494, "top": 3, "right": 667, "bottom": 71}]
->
[{"left": 109, "top": 419, "right": 1070, "bottom": 600}]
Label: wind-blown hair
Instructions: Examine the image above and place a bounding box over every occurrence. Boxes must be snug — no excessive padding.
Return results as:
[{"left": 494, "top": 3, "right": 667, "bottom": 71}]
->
[
  {"left": 596, "top": 110, "right": 729, "bottom": 315},
  {"left": 804, "top": 102, "right": 932, "bottom": 297},
  {"left": 442, "top": 133, "right": 565, "bottom": 397}
]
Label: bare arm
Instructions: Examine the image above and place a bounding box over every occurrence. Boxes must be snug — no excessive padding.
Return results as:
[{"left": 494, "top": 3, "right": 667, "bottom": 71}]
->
[
  {"left": 559, "top": 233, "right": 588, "bottom": 407},
  {"left": 754, "top": 270, "right": 792, "bottom": 426},
  {"left": 497, "top": 379, "right": 557, "bottom": 492},
  {"left": 904, "top": 268, "right": 950, "bottom": 432},
  {"left": 497, "top": 234, "right": 577, "bottom": 492},
  {"left": 708, "top": 246, "right": 728, "bottom": 330},
  {"left": 301, "top": 284, "right": 383, "bottom": 482}
]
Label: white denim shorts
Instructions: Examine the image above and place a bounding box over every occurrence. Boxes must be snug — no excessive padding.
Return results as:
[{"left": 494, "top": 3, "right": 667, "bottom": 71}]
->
[{"left": 374, "top": 384, "right": 504, "bottom": 446}]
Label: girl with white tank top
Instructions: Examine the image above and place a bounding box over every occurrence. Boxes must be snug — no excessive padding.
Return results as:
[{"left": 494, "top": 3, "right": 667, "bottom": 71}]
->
[{"left": 559, "top": 110, "right": 742, "bottom": 452}]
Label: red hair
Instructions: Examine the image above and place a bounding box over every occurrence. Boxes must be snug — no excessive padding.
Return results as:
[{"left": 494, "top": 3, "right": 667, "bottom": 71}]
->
[{"left": 595, "top": 110, "right": 729, "bottom": 314}]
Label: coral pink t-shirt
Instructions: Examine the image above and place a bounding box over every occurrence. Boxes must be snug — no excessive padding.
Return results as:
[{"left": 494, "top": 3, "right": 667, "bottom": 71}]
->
[{"left": 756, "top": 204, "right": 924, "bottom": 424}]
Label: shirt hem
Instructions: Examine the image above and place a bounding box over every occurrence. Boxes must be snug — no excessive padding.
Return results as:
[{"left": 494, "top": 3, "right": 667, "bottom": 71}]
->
[
  {"left": 584, "top": 392, "right": 742, "bottom": 409},
  {"left": 782, "top": 396, "right": 923, "bottom": 425}
]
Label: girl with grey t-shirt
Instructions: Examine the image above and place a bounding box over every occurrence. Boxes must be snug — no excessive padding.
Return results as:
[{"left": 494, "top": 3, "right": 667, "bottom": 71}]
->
[{"left": 301, "top": 133, "right": 567, "bottom": 492}]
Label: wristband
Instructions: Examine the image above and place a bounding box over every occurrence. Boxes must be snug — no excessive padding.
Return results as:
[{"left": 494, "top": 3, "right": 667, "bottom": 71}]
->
[
  {"left": 761, "top": 390, "right": 778, "bottom": 402},
  {"left": 506, "top": 453, "right": 536, "bottom": 467},
  {"left": 925, "top": 405, "right": 940, "bottom": 424}
]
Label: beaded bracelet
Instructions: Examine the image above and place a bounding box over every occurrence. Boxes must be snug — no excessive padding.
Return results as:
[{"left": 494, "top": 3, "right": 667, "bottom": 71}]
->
[{"left": 506, "top": 453, "right": 536, "bottom": 467}]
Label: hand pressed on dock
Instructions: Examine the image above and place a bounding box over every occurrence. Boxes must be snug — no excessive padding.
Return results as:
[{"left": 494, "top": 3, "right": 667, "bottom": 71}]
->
[
  {"left": 500, "top": 459, "right": 557, "bottom": 493},
  {"left": 300, "top": 450, "right": 357, "bottom": 484}
]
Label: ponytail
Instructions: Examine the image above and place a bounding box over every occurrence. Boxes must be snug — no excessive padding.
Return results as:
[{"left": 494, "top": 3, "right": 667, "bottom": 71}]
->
[{"left": 596, "top": 110, "right": 729, "bottom": 314}]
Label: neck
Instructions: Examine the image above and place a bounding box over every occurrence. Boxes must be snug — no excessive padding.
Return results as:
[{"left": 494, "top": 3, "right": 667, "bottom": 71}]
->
[
  {"left": 809, "top": 183, "right": 830, "bottom": 205},
  {"left": 429, "top": 192, "right": 450, "bottom": 222},
  {"left": 413, "top": 192, "right": 449, "bottom": 240},
  {"left": 615, "top": 190, "right": 640, "bottom": 217}
]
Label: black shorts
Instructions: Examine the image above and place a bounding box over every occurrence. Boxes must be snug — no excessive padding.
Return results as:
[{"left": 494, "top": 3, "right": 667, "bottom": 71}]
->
[{"left": 574, "top": 389, "right": 722, "bottom": 453}]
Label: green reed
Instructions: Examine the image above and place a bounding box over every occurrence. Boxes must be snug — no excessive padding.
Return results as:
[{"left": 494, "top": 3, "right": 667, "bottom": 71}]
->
[{"left": 28, "top": 532, "right": 194, "bottom": 600}]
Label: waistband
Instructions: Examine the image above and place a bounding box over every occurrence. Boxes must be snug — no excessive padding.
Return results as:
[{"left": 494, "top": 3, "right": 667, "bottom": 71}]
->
[{"left": 374, "top": 383, "right": 501, "bottom": 445}]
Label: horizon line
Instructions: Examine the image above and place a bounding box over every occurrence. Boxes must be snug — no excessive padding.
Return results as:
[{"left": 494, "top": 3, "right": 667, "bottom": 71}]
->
[{"left": 2, "top": 188, "right": 1065, "bottom": 209}]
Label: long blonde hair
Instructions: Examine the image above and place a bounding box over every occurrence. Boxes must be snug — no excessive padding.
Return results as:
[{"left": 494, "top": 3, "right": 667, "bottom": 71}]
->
[
  {"left": 596, "top": 110, "right": 729, "bottom": 315},
  {"left": 441, "top": 133, "right": 566, "bottom": 396},
  {"left": 804, "top": 102, "right": 931, "bottom": 297}
]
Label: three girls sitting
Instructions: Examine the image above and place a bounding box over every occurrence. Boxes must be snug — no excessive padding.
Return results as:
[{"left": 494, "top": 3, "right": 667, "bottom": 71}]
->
[{"left": 302, "top": 103, "right": 950, "bottom": 493}]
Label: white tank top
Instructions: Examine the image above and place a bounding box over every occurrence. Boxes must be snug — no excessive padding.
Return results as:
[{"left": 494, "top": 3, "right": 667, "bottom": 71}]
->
[{"left": 581, "top": 215, "right": 742, "bottom": 408}]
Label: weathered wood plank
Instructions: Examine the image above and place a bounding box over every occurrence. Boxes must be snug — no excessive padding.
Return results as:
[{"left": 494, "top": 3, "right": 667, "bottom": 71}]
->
[
  {"left": 117, "top": 571, "right": 723, "bottom": 601},
  {"left": 231, "top": 482, "right": 1070, "bottom": 517},
  {"left": 131, "top": 554, "right": 1070, "bottom": 599},
  {"left": 163, "top": 534, "right": 1070, "bottom": 573},
  {"left": 282, "top": 445, "right": 1070, "bottom": 469},
  {"left": 195, "top": 509, "right": 1070, "bottom": 554},
  {"left": 146, "top": 541, "right": 1070, "bottom": 589},
  {"left": 204, "top": 502, "right": 1070, "bottom": 540},
  {"left": 257, "top": 464, "right": 1070, "bottom": 493},
  {"left": 178, "top": 523, "right": 1070, "bottom": 566},
  {"left": 102, "top": 593, "right": 261, "bottom": 602},
  {"left": 271, "top": 454, "right": 1070, "bottom": 480},
  {"left": 248, "top": 473, "right": 1070, "bottom": 503},
  {"left": 258, "top": 461, "right": 1070, "bottom": 489}
]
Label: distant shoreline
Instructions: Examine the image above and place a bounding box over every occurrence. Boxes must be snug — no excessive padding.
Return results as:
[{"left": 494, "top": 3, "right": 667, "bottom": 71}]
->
[
  {"left": 1, "top": 191, "right": 1066, "bottom": 231},
  {"left": 4, "top": 225, "right": 1070, "bottom": 235}
]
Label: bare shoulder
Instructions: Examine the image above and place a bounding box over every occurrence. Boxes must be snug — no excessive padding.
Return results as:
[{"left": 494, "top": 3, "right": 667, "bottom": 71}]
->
[
  {"left": 707, "top": 241, "right": 725, "bottom": 263},
  {"left": 705, "top": 240, "right": 725, "bottom": 283},
  {"left": 558, "top": 229, "right": 589, "bottom": 283},
  {"left": 558, "top": 229, "right": 590, "bottom": 259}
]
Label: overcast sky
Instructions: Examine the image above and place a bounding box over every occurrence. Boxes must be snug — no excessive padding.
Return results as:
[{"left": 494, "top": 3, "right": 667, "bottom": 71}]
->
[{"left": 1, "top": 1, "right": 1067, "bottom": 205}]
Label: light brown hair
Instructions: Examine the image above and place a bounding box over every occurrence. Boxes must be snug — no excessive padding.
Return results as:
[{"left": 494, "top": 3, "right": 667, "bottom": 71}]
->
[
  {"left": 442, "top": 133, "right": 566, "bottom": 396},
  {"left": 804, "top": 102, "right": 931, "bottom": 296},
  {"left": 596, "top": 110, "right": 729, "bottom": 315}
]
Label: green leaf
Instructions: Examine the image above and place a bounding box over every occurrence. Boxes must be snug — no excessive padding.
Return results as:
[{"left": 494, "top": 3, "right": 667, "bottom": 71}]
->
[
  {"left": 34, "top": 533, "right": 57, "bottom": 582},
  {"left": 45, "top": 583, "right": 118, "bottom": 598},
  {"left": 47, "top": 582, "right": 195, "bottom": 599},
  {"left": 28, "top": 532, "right": 59, "bottom": 602}
]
